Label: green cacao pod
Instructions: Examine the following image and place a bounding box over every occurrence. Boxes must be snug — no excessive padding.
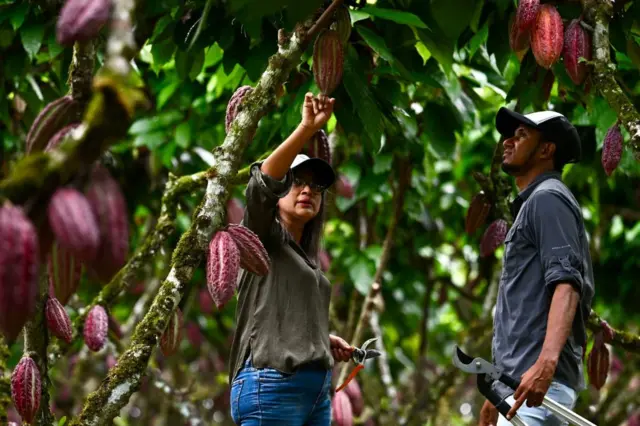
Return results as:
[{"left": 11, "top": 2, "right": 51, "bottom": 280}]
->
[{"left": 313, "top": 29, "right": 344, "bottom": 95}]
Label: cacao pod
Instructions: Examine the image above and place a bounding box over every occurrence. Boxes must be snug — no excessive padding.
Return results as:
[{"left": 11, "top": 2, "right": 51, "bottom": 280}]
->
[
  {"left": 160, "top": 308, "right": 183, "bottom": 356},
  {"left": 510, "top": 0, "right": 539, "bottom": 53},
  {"left": 540, "top": 70, "right": 555, "bottom": 105},
  {"left": 198, "top": 287, "right": 214, "bottom": 314},
  {"left": 344, "top": 379, "right": 364, "bottom": 416},
  {"left": 44, "top": 122, "right": 81, "bottom": 152},
  {"left": 332, "top": 391, "right": 354, "bottom": 426},
  {"left": 600, "top": 320, "right": 616, "bottom": 343},
  {"left": 335, "top": 175, "right": 354, "bottom": 199},
  {"left": 313, "top": 29, "right": 344, "bottom": 95},
  {"left": 587, "top": 331, "right": 610, "bottom": 390},
  {"left": 563, "top": 19, "right": 592, "bottom": 85},
  {"left": 465, "top": 192, "right": 492, "bottom": 235},
  {"left": 602, "top": 123, "right": 623, "bottom": 176},
  {"left": 47, "top": 187, "right": 101, "bottom": 263},
  {"left": 331, "top": 5, "right": 352, "bottom": 44},
  {"left": 45, "top": 296, "right": 73, "bottom": 343},
  {"left": 48, "top": 241, "right": 82, "bottom": 306},
  {"left": 531, "top": 5, "right": 564, "bottom": 69},
  {"left": 85, "top": 164, "right": 130, "bottom": 283},
  {"left": 479, "top": 219, "right": 508, "bottom": 257},
  {"left": 226, "top": 197, "right": 245, "bottom": 225},
  {"left": 84, "top": 304, "right": 108, "bottom": 351},
  {"left": 225, "top": 85, "right": 253, "bottom": 134},
  {"left": 25, "top": 95, "right": 79, "bottom": 153},
  {"left": 185, "top": 321, "right": 204, "bottom": 348},
  {"left": 318, "top": 249, "right": 331, "bottom": 272},
  {"left": 11, "top": 356, "right": 41, "bottom": 424},
  {"left": 206, "top": 231, "right": 240, "bottom": 309},
  {"left": 0, "top": 204, "right": 40, "bottom": 343},
  {"left": 56, "top": 0, "right": 112, "bottom": 46},
  {"left": 509, "top": 13, "right": 529, "bottom": 61},
  {"left": 628, "top": 412, "right": 640, "bottom": 426},
  {"left": 306, "top": 129, "right": 332, "bottom": 165},
  {"left": 226, "top": 224, "right": 270, "bottom": 276}
]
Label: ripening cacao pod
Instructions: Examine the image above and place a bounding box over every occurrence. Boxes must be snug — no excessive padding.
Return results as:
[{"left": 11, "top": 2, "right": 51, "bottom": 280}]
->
[
  {"left": 509, "top": 0, "right": 539, "bottom": 54},
  {"left": 628, "top": 412, "right": 640, "bottom": 426},
  {"left": 332, "top": 391, "right": 354, "bottom": 426},
  {"left": 160, "top": 308, "right": 183, "bottom": 356},
  {"left": 45, "top": 296, "right": 73, "bottom": 343},
  {"left": 540, "top": 70, "right": 555, "bottom": 104},
  {"left": 25, "top": 95, "right": 79, "bottom": 153},
  {"left": 313, "top": 29, "right": 344, "bottom": 95},
  {"left": 306, "top": 129, "right": 332, "bottom": 165},
  {"left": 56, "top": 0, "right": 112, "bottom": 46},
  {"left": 85, "top": 164, "right": 130, "bottom": 283},
  {"left": 344, "top": 379, "right": 364, "bottom": 416},
  {"left": 84, "top": 304, "right": 108, "bottom": 351},
  {"left": 479, "top": 219, "right": 508, "bottom": 257},
  {"left": 531, "top": 5, "right": 564, "bottom": 69},
  {"left": 509, "top": 13, "right": 529, "bottom": 60},
  {"left": 44, "top": 122, "right": 81, "bottom": 152},
  {"left": 563, "top": 19, "right": 592, "bottom": 85},
  {"left": 226, "top": 224, "right": 270, "bottom": 276},
  {"left": 336, "top": 175, "right": 354, "bottom": 199},
  {"left": 225, "top": 85, "right": 253, "bottom": 133},
  {"left": 602, "top": 123, "right": 623, "bottom": 176},
  {"left": 206, "top": 231, "right": 241, "bottom": 309},
  {"left": 11, "top": 356, "right": 41, "bottom": 424},
  {"left": 47, "top": 187, "right": 101, "bottom": 263},
  {"left": 318, "top": 249, "right": 331, "bottom": 272},
  {"left": 48, "top": 242, "right": 82, "bottom": 306},
  {"left": 465, "top": 192, "right": 492, "bottom": 235},
  {"left": 185, "top": 321, "right": 204, "bottom": 348},
  {"left": 0, "top": 204, "right": 39, "bottom": 343},
  {"left": 198, "top": 287, "right": 214, "bottom": 314},
  {"left": 226, "top": 197, "right": 245, "bottom": 225},
  {"left": 331, "top": 5, "right": 352, "bottom": 44},
  {"left": 587, "top": 331, "right": 610, "bottom": 390}
]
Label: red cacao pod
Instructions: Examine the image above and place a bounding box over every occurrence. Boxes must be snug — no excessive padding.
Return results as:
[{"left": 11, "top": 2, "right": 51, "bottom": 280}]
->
[
  {"left": 160, "top": 308, "right": 183, "bottom": 357},
  {"left": 587, "top": 331, "right": 610, "bottom": 390},
  {"left": 335, "top": 175, "right": 354, "bottom": 199},
  {"left": 45, "top": 296, "right": 73, "bottom": 343},
  {"left": 0, "top": 204, "right": 40, "bottom": 343},
  {"left": 332, "top": 391, "right": 354, "bottom": 426},
  {"left": 56, "top": 0, "right": 112, "bottom": 46},
  {"left": 47, "top": 187, "right": 101, "bottom": 263},
  {"left": 531, "top": 5, "right": 564, "bottom": 69},
  {"left": 509, "top": 0, "right": 540, "bottom": 56},
  {"left": 48, "top": 241, "right": 82, "bottom": 306},
  {"left": 602, "top": 123, "right": 623, "bottom": 176},
  {"left": 226, "top": 197, "right": 245, "bottom": 225},
  {"left": 198, "top": 287, "right": 214, "bottom": 314},
  {"left": 318, "top": 249, "right": 331, "bottom": 272},
  {"left": 225, "top": 85, "right": 253, "bottom": 134},
  {"left": 331, "top": 5, "right": 352, "bottom": 44},
  {"left": 479, "top": 219, "right": 508, "bottom": 257},
  {"left": 344, "top": 378, "right": 364, "bottom": 416},
  {"left": 11, "top": 356, "right": 41, "bottom": 424},
  {"left": 628, "top": 412, "right": 640, "bottom": 426},
  {"left": 313, "top": 29, "right": 344, "bottom": 95},
  {"left": 85, "top": 164, "right": 130, "bottom": 283},
  {"left": 465, "top": 192, "right": 492, "bottom": 235},
  {"left": 185, "top": 321, "right": 204, "bottom": 348},
  {"left": 44, "top": 122, "right": 81, "bottom": 152},
  {"left": 25, "top": 95, "right": 79, "bottom": 153},
  {"left": 84, "top": 304, "right": 108, "bottom": 351},
  {"left": 206, "top": 231, "right": 240, "bottom": 309},
  {"left": 226, "top": 224, "right": 270, "bottom": 276},
  {"left": 563, "top": 19, "right": 592, "bottom": 85},
  {"left": 306, "top": 129, "right": 332, "bottom": 165}
]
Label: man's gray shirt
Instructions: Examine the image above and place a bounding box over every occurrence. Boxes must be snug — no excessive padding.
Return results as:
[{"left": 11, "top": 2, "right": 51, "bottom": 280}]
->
[{"left": 492, "top": 171, "right": 595, "bottom": 397}]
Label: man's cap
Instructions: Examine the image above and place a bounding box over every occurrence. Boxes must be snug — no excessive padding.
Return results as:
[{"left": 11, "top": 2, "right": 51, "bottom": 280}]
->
[
  {"left": 291, "top": 154, "right": 336, "bottom": 188},
  {"left": 496, "top": 107, "right": 582, "bottom": 164}
]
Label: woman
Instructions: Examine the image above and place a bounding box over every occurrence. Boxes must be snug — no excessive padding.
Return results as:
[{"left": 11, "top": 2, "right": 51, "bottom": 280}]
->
[{"left": 228, "top": 92, "right": 354, "bottom": 426}]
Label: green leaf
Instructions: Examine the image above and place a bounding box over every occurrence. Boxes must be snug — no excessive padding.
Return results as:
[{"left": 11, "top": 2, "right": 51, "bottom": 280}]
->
[
  {"left": 151, "top": 40, "right": 176, "bottom": 71},
  {"left": 430, "top": 0, "right": 476, "bottom": 41},
  {"left": 349, "top": 256, "right": 374, "bottom": 294},
  {"left": 175, "top": 121, "right": 191, "bottom": 148},
  {"left": 189, "top": 48, "right": 205, "bottom": 80},
  {"left": 0, "top": 25, "right": 14, "bottom": 48},
  {"left": 467, "top": 20, "right": 489, "bottom": 58},
  {"left": 415, "top": 29, "right": 454, "bottom": 75},
  {"left": 58, "top": 416, "right": 68, "bottom": 426},
  {"left": 129, "top": 110, "right": 183, "bottom": 134},
  {"left": 47, "top": 33, "right": 64, "bottom": 60},
  {"left": 133, "top": 131, "right": 166, "bottom": 149},
  {"left": 8, "top": 3, "right": 28, "bottom": 30},
  {"left": 20, "top": 23, "right": 44, "bottom": 60},
  {"left": 150, "top": 15, "right": 174, "bottom": 43},
  {"left": 157, "top": 81, "right": 180, "bottom": 109},
  {"left": 204, "top": 43, "right": 223, "bottom": 68},
  {"left": 355, "top": 25, "right": 393, "bottom": 62},
  {"left": 420, "top": 102, "right": 459, "bottom": 158},
  {"left": 359, "top": 6, "right": 428, "bottom": 29}
]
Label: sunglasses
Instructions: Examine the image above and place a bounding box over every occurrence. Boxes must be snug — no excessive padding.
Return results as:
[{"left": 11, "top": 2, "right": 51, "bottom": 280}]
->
[{"left": 292, "top": 176, "right": 327, "bottom": 193}]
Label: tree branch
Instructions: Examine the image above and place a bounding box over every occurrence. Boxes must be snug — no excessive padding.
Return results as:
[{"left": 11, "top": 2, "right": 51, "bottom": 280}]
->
[
  {"left": 0, "top": 336, "right": 9, "bottom": 424},
  {"left": 587, "top": 310, "right": 640, "bottom": 353},
  {"left": 69, "top": 41, "right": 96, "bottom": 109}
]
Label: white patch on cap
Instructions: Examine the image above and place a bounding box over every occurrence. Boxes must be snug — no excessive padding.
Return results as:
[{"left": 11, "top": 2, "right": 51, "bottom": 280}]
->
[{"left": 524, "top": 111, "right": 565, "bottom": 125}]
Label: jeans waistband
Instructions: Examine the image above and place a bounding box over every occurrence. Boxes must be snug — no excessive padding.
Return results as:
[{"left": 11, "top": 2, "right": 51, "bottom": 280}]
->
[{"left": 243, "top": 356, "right": 328, "bottom": 372}]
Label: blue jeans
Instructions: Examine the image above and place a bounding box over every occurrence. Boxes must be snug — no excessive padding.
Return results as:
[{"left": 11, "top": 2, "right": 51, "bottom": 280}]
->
[
  {"left": 497, "top": 381, "right": 577, "bottom": 426},
  {"left": 230, "top": 357, "right": 333, "bottom": 425}
]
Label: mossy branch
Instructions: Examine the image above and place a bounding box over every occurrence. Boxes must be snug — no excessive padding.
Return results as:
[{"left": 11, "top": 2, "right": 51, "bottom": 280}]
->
[
  {"left": 587, "top": 310, "right": 640, "bottom": 353},
  {"left": 70, "top": 8, "right": 333, "bottom": 424},
  {"left": 582, "top": 0, "right": 640, "bottom": 159},
  {"left": 0, "top": 335, "right": 10, "bottom": 424},
  {"left": 69, "top": 41, "right": 96, "bottom": 109}
]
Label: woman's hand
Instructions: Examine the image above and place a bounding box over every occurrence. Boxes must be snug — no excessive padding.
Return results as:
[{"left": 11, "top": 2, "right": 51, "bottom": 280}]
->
[
  {"left": 329, "top": 334, "right": 354, "bottom": 363},
  {"left": 301, "top": 92, "right": 335, "bottom": 131}
]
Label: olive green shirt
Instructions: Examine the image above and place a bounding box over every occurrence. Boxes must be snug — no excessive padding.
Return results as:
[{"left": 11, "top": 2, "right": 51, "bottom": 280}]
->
[{"left": 228, "top": 162, "right": 334, "bottom": 384}]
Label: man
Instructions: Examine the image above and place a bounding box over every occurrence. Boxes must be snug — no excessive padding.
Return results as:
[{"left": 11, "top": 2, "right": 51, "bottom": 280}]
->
[{"left": 478, "top": 107, "right": 595, "bottom": 426}]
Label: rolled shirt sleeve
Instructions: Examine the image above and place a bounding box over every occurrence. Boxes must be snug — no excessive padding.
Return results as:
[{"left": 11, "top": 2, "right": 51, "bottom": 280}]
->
[
  {"left": 527, "top": 190, "right": 584, "bottom": 294},
  {"left": 242, "top": 161, "right": 293, "bottom": 242}
]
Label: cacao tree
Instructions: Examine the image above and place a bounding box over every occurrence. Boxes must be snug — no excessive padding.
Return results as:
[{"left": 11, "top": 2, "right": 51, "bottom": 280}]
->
[{"left": 0, "top": 0, "right": 639, "bottom": 425}]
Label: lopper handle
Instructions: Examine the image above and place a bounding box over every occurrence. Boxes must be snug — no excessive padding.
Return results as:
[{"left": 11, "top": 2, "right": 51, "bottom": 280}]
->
[{"left": 499, "top": 372, "right": 521, "bottom": 391}]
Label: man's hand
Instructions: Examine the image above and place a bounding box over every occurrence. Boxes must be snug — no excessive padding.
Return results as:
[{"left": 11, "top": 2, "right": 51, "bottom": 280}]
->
[
  {"left": 478, "top": 400, "right": 499, "bottom": 426},
  {"left": 329, "top": 334, "right": 353, "bottom": 363},
  {"left": 505, "top": 357, "right": 557, "bottom": 420},
  {"left": 301, "top": 92, "right": 335, "bottom": 131}
]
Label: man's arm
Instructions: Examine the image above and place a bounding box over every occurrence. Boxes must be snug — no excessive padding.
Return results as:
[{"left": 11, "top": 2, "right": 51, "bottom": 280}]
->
[{"left": 539, "top": 283, "right": 580, "bottom": 365}]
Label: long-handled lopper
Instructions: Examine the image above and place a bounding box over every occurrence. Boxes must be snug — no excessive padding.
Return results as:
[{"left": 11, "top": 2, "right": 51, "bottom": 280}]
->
[
  {"left": 452, "top": 345, "right": 597, "bottom": 426},
  {"left": 335, "top": 337, "right": 382, "bottom": 392}
]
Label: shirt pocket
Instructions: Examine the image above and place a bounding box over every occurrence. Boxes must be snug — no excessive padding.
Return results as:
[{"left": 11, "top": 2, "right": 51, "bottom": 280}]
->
[{"left": 500, "top": 223, "right": 523, "bottom": 283}]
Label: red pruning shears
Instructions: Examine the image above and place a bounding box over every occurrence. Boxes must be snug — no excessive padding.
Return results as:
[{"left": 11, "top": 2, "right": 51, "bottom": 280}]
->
[{"left": 335, "top": 337, "right": 382, "bottom": 392}]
